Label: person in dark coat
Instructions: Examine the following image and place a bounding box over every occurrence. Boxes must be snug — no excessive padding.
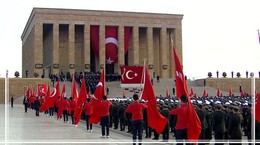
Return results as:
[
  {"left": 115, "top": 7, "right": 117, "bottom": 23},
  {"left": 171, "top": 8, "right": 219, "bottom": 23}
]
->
[
  {"left": 212, "top": 104, "right": 227, "bottom": 145},
  {"left": 143, "top": 108, "right": 152, "bottom": 138},
  {"left": 161, "top": 104, "right": 170, "bottom": 141},
  {"left": 196, "top": 103, "right": 208, "bottom": 145},
  {"left": 112, "top": 102, "right": 119, "bottom": 129},
  {"left": 23, "top": 96, "right": 28, "bottom": 113},
  {"left": 11, "top": 96, "right": 14, "bottom": 108},
  {"left": 118, "top": 102, "right": 126, "bottom": 131},
  {"left": 34, "top": 97, "right": 41, "bottom": 116},
  {"left": 228, "top": 106, "right": 242, "bottom": 145},
  {"left": 204, "top": 105, "right": 213, "bottom": 142}
]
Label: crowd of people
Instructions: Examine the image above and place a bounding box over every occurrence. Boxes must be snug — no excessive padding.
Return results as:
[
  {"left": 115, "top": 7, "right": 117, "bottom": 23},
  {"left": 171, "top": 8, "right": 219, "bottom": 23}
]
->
[
  {"left": 49, "top": 71, "right": 120, "bottom": 94},
  {"left": 22, "top": 90, "right": 260, "bottom": 144}
]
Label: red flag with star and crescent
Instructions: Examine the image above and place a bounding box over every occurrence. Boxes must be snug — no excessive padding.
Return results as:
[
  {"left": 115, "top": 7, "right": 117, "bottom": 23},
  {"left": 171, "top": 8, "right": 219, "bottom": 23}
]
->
[
  {"left": 89, "top": 70, "right": 105, "bottom": 124},
  {"left": 37, "top": 84, "right": 47, "bottom": 96},
  {"left": 120, "top": 66, "right": 143, "bottom": 88},
  {"left": 105, "top": 26, "right": 118, "bottom": 64},
  {"left": 40, "top": 81, "right": 60, "bottom": 112},
  {"left": 173, "top": 48, "right": 201, "bottom": 142}
]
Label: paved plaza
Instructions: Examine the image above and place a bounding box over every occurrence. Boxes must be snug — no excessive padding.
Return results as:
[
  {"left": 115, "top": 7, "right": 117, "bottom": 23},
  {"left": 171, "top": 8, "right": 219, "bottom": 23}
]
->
[{"left": 0, "top": 103, "right": 174, "bottom": 145}]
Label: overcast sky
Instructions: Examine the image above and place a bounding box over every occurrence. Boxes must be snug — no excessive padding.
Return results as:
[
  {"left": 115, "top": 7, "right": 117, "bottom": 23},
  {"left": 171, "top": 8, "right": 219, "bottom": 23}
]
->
[{"left": 1, "top": 0, "right": 260, "bottom": 79}]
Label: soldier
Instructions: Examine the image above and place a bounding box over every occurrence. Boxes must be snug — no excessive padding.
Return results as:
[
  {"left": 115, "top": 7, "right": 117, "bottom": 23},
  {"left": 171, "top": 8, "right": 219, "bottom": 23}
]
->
[
  {"left": 118, "top": 101, "right": 126, "bottom": 131},
  {"left": 228, "top": 106, "right": 242, "bottom": 145},
  {"left": 204, "top": 105, "right": 213, "bottom": 142},
  {"left": 143, "top": 107, "right": 152, "bottom": 138},
  {"left": 161, "top": 104, "right": 170, "bottom": 141},
  {"left": 196, "top": 103, "right": 208, "bottom": 145},
  {"left": 212, "top": 104, "right": 226, "bottom": 145},
  {"left": 112, "top": 102, "right": 119, "bottom": 129}
]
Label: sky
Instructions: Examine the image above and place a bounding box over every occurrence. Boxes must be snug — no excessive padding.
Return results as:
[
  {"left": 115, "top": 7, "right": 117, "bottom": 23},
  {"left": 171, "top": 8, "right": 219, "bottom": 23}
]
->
[{"left": 0, "top": 0, "right": 260, "bottom": 79}]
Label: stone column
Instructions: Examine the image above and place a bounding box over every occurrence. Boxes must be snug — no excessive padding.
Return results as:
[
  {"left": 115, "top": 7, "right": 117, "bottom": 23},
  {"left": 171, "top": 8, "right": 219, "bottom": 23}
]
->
[
  {"left": 52, "top": 22, "right": 59, "bottom": 74},
  {"left": 133, "top": 25, "right": 139, "bottom": 65},
  {"left": 147, "top": 26, "right": 154, "bottom": 78},
  {"left": 84, "top": 22, "right": 91, "bottom": 72},
  {"left": 160, "top": 26, "right": 168, "bottom": 78},
  {"left": 174, "top": 21, "right": 183, "bottom": 78},
  {"left": 69, "top": 23, "right": 75, "bottom": 74},
  {"left": 34, "top": 22, "right": 43, "bottom": 77},
  {"left": 117, "top": 25, "right": 124, "bottom": 72},
  {"left": 99, "top": 25, "right": 105, "bottom": 72}
]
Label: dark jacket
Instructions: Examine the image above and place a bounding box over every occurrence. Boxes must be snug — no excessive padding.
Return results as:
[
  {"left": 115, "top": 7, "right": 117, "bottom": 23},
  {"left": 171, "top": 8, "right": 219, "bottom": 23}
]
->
[
  {"left": 213, "top": 110, "right": 227, "bottom": 133},
  {"left": 228, "top": 113, "right": 242, "bottom": 139}
]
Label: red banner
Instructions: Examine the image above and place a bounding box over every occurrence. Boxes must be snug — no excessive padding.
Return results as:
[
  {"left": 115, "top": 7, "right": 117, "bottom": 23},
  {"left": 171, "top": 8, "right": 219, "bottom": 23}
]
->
[
  {"left": 37, "top": 84, "right": 47, "bottom": 96},
  {"left": 120, "top": 66, "right": 143, "bottom": 88}
]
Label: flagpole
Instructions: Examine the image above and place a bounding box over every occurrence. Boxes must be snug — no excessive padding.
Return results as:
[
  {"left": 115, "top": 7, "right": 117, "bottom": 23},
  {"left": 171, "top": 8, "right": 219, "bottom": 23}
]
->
[
  {"left": 5, "top": 69, "right": 9, "bottom": 144},
  {"left": 251, "top": 72, "right": 255, "bottom": 144},
  {"left": 139, "top": 58, "right": 147, "bottom": 98}
]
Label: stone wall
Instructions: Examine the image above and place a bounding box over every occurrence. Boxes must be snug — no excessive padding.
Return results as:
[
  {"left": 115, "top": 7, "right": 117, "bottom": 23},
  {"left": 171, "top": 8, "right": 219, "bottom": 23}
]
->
[
  {"left": 0, "top": 78, "right": 51, "bottom": 104},
  {"left": 195, "top": 77, "right": 260, "bottom": 95}
]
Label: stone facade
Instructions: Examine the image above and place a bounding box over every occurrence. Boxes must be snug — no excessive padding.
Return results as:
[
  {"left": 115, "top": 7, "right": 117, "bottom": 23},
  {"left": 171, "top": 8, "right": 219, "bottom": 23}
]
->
[
  {"left": 21, "top": 8, "right": 183, "bottom": 78},
  {"left": 0, "top": 78, "right": 50, "bottom": 104}
]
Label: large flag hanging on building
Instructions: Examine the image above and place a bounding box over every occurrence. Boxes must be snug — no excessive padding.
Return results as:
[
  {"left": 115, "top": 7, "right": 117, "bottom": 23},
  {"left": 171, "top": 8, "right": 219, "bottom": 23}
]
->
[
  {"left": 37, "top": 84, "right": 47, "bottom": 96},
  {"left": 89, "top": 70, "right": 105, "bottom": 124},
  {"left": 173, "top": 48, "right": 201, "bottom": 141},
  {"left": 74, "top": 78, "right": 87, "bottom": 125},
  {"left": 141, "top": 67, "right": 167, "bottom": 134},
  {"left": 120, "top": 66, "right": 144, "bottom": 88},
  {"left": 40, "top": 81, "right": 60, "bottom": 112},
  {"left": 90, "top": 26, "right": 131, "bottom": 64}
]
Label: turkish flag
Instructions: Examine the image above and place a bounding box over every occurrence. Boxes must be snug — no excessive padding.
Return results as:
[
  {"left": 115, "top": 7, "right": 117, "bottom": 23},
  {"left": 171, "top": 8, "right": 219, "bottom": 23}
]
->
[
  {"left": 74, "top": 78, "right": 87, "bottom": 125},
  {"left": 202, "top": 87, "right": 207, "bottom": 97},
  {"left": 37, "top": 84, "right": 47, "bottom": 96},
  {"left": 256, "top": 92, "right": 260, "bottom": 122},
  {"left": 90, "top": 26, "right": 131, "bottom": 64},
  {"left": 189, "top": 87, "right": 194, "bottom": 97},
  {"left": 120, "top": 66, "right": 144, "bottom": 87},
  {"left": 173, "top": 48, "right": 201, "bottom": 141},
  {"left": 141, "top": 67, "right": 167, "bottom": 134},
  {"left": 166, "top": 87, "right": 169, "bottom": 98},
  {"left": 229, "top": 86, "right": 233, "bottom": 96},
  {"left": 40, "top": 81, "right": 60, "bottom": 112},
  {"left": 71, "top": 76, "right": 78, "bottom": 101},
  {"left": 89, "top": 70, "right": 105, "bottom": 124},
  {"left": 105, "top": 26, "right": 118, "bottom": 64},
  {"left": 57, "top": 83, "right": 66, "bottom": 120},
  {"left": 217, "top": 88, "right": 221, "bottom": 97}
]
